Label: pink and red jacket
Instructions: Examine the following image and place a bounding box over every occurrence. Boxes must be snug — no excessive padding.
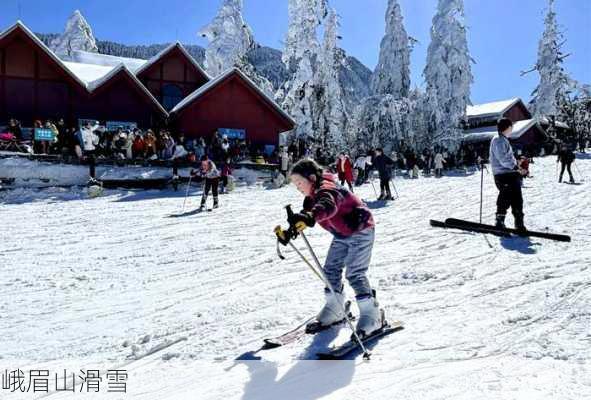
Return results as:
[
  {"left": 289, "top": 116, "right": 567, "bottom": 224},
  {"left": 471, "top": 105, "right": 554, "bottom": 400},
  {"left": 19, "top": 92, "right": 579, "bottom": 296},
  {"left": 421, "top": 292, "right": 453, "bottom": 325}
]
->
[{"left": 303, "top": 173, "right": 374, "bottom": 237}]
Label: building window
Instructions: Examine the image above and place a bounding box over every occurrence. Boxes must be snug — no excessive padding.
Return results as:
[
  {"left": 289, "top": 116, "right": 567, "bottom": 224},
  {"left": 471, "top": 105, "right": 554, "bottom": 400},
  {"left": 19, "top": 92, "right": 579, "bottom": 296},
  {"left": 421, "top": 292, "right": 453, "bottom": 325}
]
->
[{"left": 162, "top": 84, "right": 183, "bottom": 110}]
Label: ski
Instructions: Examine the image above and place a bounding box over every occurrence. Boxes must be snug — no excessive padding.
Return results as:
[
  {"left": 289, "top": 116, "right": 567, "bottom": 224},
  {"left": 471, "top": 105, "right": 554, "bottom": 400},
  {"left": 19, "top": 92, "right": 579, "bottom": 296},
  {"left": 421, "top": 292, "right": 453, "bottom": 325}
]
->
[
  {"left": 431, "top": 218, "right": 571, "bottom": 242},
  {"left": 430, "top": 219, "right": 510, "bottom": 238},
  {"left": 316, "top": 320, "right": 404, "bottom": 360},
  {"left": 445, "top": 218, "right": 571, "bottom": 242},
  {"left": 262, "top": 301, "right": 354, "bottom": 349}
]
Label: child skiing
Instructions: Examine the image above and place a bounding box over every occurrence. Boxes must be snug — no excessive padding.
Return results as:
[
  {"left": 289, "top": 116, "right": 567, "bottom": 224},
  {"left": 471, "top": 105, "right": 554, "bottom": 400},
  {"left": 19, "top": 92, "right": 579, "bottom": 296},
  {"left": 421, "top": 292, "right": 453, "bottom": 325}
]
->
[
  {"left": 191, "top": 155, "right": 220, "bottom": 210},
  {"left": 287, "top": 158, "right": 385, "bottom": 338},
  {"left": 489, "top": 117, "right": 528, "bottom": 231}
]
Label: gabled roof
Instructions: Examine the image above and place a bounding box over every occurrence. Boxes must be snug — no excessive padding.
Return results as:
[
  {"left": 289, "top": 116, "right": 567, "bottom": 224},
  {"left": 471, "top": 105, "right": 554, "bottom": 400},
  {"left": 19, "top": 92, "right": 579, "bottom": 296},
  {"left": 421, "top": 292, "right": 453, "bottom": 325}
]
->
[
  {"left": 466, "top": 98, "right": 523, "bottom": 118},
  {"left": 134, "top": 42, "right": 210, "bottom": 81},
  {"left": 0, "top": 21, "right": 88, "bottom": 91},
  {"left": 0, "top": 21, "right": 167, "bottom": 117},
  {"left": 170, "top": 67, "right": 295, "bottom": 126},
  {"left": 462, "top": 119, "right": 545, "bottom": 144},
  {"left": 88, "top": 64, "right": 168, "bottom": 115}
]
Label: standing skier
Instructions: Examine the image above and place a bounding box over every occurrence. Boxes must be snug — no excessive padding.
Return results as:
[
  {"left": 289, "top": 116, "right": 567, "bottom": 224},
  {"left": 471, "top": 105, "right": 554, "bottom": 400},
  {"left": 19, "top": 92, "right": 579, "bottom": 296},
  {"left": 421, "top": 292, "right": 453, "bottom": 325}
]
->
[
  {"left": 288, "top": 159, "right": 385, "bottom": 338},
  {"left": 336, "top": 152, "right": 354, "bottom": 192},
  {"left": 373, "top": 148, "right": 395, "bottom": 200},
  {"left": 489, "top": 117, "right": 528, "bottom": 231},
  {"left": 191, "top": 155, "right": 220, "bottom": 210},
  {"left": 434, "top": 151, "right": 446, "bottom": 178},
  {"left": 557, "top": 144, "right": 575, "bottom": 183}
]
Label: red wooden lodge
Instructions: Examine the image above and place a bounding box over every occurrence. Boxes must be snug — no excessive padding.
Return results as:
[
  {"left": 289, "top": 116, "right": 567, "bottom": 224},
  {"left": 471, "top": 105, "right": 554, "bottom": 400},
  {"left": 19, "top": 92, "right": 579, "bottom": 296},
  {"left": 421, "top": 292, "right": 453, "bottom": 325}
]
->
[{"left": 0, "top": 21, "right": 294, "bottom": 147}]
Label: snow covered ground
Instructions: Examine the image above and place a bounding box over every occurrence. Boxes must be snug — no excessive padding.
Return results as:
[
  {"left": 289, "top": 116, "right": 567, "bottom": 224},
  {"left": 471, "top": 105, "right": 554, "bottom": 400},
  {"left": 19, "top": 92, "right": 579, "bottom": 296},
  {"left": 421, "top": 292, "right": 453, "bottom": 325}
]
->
[{"left": 1, "top": 155, "right": 590, "bottom": 399}]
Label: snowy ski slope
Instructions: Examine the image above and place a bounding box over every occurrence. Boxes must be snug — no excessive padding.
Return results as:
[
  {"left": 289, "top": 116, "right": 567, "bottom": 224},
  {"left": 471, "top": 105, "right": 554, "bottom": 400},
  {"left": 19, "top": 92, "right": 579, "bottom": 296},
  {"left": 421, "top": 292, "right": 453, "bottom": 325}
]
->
[{"left": 1, "top": 155, "right": 590, "bottom": 399}]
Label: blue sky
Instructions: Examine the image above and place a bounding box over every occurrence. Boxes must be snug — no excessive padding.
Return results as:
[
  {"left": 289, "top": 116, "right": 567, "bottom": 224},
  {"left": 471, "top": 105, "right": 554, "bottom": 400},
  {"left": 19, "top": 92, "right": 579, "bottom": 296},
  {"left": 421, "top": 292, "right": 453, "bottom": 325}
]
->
[{"left": 1, "top": 0, "right": 590, "bottom": 104}]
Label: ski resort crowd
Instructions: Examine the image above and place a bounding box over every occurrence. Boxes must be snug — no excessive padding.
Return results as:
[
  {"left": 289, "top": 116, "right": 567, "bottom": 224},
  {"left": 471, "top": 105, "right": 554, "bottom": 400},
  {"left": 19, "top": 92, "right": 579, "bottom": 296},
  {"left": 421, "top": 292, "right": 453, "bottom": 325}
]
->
[{"left": 0, "top": 117, "right": 276, "bottom": 165}]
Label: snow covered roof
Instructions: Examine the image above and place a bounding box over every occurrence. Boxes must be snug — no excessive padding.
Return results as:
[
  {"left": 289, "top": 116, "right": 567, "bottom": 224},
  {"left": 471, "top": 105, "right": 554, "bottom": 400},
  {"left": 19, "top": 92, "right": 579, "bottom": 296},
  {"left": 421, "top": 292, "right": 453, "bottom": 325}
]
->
[
  {"left": 134, "top": 42, "right": 210, "bottom": 80},
  {"left": 63, "top": 61, "right": 114, "bottom": 84},
  {"left": 0, "top": 21, "right": 89, "bottom": 90},
  {"left": 170, "top": 67, "right": 295, "bottom": 125},
  {"left": 462, "top": 119, "right": 544, "bottom": 143},
  {"left": 466, "top": 98, "right": 523, "bottom": 118},
  {"left": 69, "top": 50, "right": 147, "bottom": 72}
]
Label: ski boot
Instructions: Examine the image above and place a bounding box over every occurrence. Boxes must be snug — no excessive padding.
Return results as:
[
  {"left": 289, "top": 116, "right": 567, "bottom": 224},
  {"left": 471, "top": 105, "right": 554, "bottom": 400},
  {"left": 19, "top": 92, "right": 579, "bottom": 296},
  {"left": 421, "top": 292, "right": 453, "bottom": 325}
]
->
[
  {"left": 355, "top": 292, "right": 385, "bottom": 338},
  {"left": 495, "top": 213, "right": 506, "bottom": 229},
  {"left": 378, "top": 192, "right": 385, "bottom": 201},
  {"left": 306, "top": 290, "right": 346, "bottom": 334},
  {"left": 514, "top": 213, "right": 527, "bottom": 235},
  {"left": 213, "top": 197, "right": 219, "bottom": 209},
  {"left": 199, "top": 196, "right": 207, "bottom": 211}
]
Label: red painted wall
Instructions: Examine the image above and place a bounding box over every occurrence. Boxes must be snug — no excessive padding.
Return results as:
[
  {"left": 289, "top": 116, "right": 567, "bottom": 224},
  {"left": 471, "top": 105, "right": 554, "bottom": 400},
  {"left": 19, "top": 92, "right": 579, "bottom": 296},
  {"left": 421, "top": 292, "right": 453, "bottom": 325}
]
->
[
  {"left": 0, "top": 30, "right": 86, "bottom": 125},
  {"left": 137, "top": 47, "right": 208, "bottom": 108},
  {"left": 73, "top": 73, "right": 164, "bottom": 127},
  {"left": 174, "top": 74, "right": 293, "bottom": 145}
]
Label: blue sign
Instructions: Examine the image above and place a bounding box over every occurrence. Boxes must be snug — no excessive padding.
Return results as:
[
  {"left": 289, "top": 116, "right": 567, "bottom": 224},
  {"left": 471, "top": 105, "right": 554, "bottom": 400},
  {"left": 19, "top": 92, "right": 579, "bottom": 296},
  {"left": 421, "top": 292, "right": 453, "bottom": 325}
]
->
[
  {"left": 34, "top": 128, "right": 55, "bottom": 141},
  {"left": 106, "top": 121, "right": 138, "bottom": 131},
  {"left": 219, "top": 128, "right": 246, "bottom": 140}
]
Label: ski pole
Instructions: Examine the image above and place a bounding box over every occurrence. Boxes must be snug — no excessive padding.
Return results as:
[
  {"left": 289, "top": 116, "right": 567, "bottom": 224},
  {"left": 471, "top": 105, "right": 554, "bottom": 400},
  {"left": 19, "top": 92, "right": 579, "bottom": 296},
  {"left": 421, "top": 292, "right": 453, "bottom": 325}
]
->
[
  {"left": 573, "top": 161, "right": 584, "bottom": 181},
  {"left": 299, "top": 231, "right": 372, "bottom": 360},
  {"left": 182, "top": 175, "right": 193, "bottom": 213},
  {"left": 370, "top": 179, "right": 378, "bottom": 198},
  {"left": 479, "top": 161, "right": 484, "bottom": 224},
  {"left": 390, "top": 178, "right": 399, "bottom": 199}
]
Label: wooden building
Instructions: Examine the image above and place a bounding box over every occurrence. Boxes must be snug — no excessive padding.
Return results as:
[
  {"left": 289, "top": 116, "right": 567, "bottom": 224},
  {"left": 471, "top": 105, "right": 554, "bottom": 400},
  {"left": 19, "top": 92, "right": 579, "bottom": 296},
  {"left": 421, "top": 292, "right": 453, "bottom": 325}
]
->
[
  {"left": 0, "top": 21, "right": 294, "bottom": 146},
  {"left": 170, "top": 68, "right": 295, "bottom": 145}
]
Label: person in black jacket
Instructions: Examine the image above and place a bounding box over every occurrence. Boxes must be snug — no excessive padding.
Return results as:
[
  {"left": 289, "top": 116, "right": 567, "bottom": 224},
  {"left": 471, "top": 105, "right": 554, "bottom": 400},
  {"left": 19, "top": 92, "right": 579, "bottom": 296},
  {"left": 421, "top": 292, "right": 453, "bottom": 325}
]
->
[
  {"left": 373, "top": 148, "right": 395, "bottom": 200},
  {"left": 557, "top": 144, "right": 576, "bottom": 183},
  {"left": 7, "top": 119, "right": 22, "bottom": 141}
]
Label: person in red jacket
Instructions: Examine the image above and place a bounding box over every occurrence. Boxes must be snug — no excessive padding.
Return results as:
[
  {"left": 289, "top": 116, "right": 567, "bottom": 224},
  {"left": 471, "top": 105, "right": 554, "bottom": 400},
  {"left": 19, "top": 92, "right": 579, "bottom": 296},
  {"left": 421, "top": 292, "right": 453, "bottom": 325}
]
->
[
  {"left": 288, "top": 158, "right": 385, "bottom": 338},
  {"left": 335, "top": 152, "right": 354, "bottom": 192}
]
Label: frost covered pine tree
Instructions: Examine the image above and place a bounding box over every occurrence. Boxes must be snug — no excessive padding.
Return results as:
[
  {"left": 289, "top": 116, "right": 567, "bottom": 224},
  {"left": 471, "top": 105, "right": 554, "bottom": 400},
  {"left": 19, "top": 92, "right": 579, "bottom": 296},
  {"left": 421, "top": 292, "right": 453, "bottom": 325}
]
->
[
  {"left": 370, "top": 0, "right": 411, "bottom": 98},
  {"left": 316, "top": 8, "right": 349, "bottom": 154},
  {"left": 423, "top": 0, "right": 473, "bottom": 149},
  {"left": 279, "top": 0, "right": 327, "bottom": 141},
  {"left": 525, "top": 0, "right": 574, "bottom": 118},
  {"left": 349, "top": 0, "right": 415, "bottom": 154},
  {"left": 50, "top": 10, "right": 98, "bottom": 59},
  {"left": 199, "top": 0, "right": 274, "bottom": 95},
  {"left": 198, "top": 0, "right": 255, "bottom": 76}
]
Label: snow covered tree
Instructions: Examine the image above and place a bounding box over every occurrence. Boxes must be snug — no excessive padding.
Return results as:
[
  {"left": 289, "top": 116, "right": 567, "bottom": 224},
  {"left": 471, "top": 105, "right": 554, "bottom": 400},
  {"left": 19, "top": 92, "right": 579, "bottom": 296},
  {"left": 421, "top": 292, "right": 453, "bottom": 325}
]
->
[
  {"left": 199, "top": 0, "right": 273, "bottom": 95},
  {"left": 349, "top": 95, "right": 419, "bottom": 154},
  {"left": 370, "top": 0, "right": 412, "bottom": 98},
  {"left": 50, "top": 10, "right": 98, "bottom": 59},
  {"left": 315, "top": 8, "right": 349, "bottom": 154},
  {"left": 524, "top": 0, "right": 574, "bottom": 118},
  {"left": 423, "top": 0, "right": 473, "bottom": 149},
  {"left": 278, "top": 0, "right": 328, "bottom": 141},
  {"left": 557, "top": 84, "right": 591, "bottom": 144}
]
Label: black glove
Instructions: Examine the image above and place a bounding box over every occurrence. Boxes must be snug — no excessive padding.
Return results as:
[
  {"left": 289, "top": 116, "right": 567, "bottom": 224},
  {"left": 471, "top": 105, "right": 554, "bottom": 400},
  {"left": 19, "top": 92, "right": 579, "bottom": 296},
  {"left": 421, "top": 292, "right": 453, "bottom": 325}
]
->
[
  {"left": 289, "top": 211, "right": 316, "bottom": 232},
  {"left": 274, "top": 225, "right": 292, "bottom": 246}
]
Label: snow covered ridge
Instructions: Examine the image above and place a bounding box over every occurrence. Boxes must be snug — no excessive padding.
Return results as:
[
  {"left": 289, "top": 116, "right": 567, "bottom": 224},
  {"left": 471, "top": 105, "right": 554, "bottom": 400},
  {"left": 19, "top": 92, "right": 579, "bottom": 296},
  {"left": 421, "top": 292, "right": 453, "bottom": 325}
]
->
[{"left": 1, "top": 156, "right": 589, "bottom": 398}]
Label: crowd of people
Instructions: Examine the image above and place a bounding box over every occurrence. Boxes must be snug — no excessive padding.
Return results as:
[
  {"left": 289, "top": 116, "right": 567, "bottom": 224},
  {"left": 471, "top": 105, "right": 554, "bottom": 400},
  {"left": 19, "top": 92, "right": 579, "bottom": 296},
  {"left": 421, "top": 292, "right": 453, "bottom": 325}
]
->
[
  {"left": 1, "top": 118, "right": 275, "bottom": 165},
  {"left": 2, "top": 117, "right": 586, "bottom": 185}
]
